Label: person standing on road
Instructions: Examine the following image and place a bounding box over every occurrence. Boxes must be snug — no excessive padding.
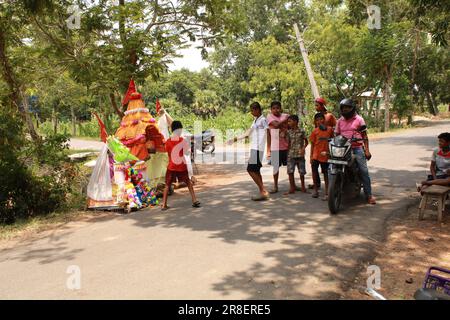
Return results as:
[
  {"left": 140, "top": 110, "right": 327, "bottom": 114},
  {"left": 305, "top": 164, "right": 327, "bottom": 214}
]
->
[
  {"left": 335, "top": 98, "right": 376, "bottom": 205},
  {"left": 310, "top": 113, "right": 334, "bottom": 200},
  {"left": 315, "top": 97, "right": 337, "bottom": 129},
  {"left": 284, "top": 115, "right": 308, "bottom": 195},
  {"left": 228, "top": 102, "right": 269, "bottom": 201},
  {"left": 161, "top": 121, "right": 200, "bottom": 210},
  {"left": 308, "top": 97, "right": 337, "bottom": 190},
  {"left": 266, "top": 101, "right": 290, "bottom": 194}
]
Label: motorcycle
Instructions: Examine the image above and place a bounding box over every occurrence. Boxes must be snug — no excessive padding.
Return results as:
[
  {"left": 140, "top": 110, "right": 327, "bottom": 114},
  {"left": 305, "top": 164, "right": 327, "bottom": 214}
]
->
[
  {"left": 189, "top": 129, "right": 215, "bottom": 162},
  {"left": 327, "top": 125, "right": 367, "bottom": 214}
]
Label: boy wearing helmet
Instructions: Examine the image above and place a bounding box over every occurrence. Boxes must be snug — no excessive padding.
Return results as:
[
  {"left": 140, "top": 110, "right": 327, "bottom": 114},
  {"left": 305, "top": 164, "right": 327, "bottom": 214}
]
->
[{"left": 335, "top": 98, "right": 376, "bottom": 205}]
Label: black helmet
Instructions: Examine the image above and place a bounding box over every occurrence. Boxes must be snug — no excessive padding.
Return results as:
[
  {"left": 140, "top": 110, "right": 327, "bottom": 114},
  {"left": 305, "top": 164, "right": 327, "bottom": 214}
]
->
[{"left": 339, "top": 98, "right": 356, "bottom": 119}]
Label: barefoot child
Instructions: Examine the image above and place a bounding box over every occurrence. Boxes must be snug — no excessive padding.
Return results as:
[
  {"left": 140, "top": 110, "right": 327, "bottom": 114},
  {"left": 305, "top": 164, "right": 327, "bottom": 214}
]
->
[
  {"left": 310, "top": 113, "right": 334, "bottom": 199},
  {"left": 266, "top": 101, "right": 289, "bottom": 194},
  {"left": 228, "top": 102, "right": 269, "bottom": 201},
  {"left": 285, "top": 115, "right": 308, "bottom": 194},
  {"left": 161, "top": 121, "right": 200, "bottom": 210}
]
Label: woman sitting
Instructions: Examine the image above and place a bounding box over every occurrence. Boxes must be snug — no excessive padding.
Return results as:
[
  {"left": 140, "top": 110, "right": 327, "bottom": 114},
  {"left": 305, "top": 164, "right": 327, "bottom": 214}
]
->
[{"left": 418, "top": 132, "right": 450, "bottom": 192}]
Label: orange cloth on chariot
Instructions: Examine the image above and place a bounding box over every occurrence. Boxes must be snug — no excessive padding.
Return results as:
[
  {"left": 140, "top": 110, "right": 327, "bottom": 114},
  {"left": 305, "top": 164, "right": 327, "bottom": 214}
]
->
[{"left": 115, "top": 94, "right": 165, "bottom": 161}]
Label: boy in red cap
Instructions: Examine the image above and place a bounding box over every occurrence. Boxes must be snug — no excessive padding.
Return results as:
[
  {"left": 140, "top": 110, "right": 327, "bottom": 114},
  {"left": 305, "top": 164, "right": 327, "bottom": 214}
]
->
[{"left": 315, "top": 97, "right": 337, "bottom": 129}]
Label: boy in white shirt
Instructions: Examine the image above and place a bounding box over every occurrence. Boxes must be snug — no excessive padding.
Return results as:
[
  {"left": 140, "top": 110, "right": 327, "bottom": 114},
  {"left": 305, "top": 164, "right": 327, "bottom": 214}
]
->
[{"left": 228, "top": 102, "right": 269, "bottom": 201}]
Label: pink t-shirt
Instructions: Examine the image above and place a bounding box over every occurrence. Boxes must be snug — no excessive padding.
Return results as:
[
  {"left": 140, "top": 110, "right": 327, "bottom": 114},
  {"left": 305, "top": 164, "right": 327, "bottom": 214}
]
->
[
  {"left": 335, "top": 114, "right": 366, "bottom": 148},
  {"left": 267, "top": 113, "right": 289, "bottom": 151}
]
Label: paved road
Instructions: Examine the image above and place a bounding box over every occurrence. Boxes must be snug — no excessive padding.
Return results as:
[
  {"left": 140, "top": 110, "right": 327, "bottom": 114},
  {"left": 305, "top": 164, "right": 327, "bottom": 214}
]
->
[{"left": 1, "top": 121, "right": 448, "bottom": 299}]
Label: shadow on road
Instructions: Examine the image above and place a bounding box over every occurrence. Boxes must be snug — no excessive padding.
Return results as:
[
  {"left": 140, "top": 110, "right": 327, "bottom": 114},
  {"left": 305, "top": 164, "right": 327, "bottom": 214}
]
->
[
  {"left": 115, "top": 164, "right": 425, "bottom": 298},
  {"left": 2, "top": 120, "right": 447, "bottom": 299}
]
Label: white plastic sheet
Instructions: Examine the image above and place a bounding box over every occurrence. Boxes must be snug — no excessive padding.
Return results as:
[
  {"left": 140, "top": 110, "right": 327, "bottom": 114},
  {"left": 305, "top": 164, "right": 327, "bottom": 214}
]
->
[
  {"left": 157, "top": 114, "right": 170, "bottom": 140},
  {"left": 87, "top": 144, "right": 113, "bottom": 201}
]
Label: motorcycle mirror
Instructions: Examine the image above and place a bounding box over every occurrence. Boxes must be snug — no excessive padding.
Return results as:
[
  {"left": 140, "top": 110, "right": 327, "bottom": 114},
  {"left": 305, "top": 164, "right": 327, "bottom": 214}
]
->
[{"left": 358, "top": 125, "right": 367, "bottom": 132}]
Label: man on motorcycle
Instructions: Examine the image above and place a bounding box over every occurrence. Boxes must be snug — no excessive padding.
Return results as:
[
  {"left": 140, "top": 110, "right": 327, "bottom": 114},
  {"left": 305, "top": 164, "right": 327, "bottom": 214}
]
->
[{"left": 335, "top": 98, "right": 376, "bottom": 205}]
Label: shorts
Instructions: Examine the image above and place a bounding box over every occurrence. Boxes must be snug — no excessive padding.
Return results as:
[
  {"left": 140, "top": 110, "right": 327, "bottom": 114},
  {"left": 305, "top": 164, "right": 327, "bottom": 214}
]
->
[
  {"left": 311, "top": 160, "right": 329, "bottom": 174},
  {"left": 287, "top": 157, "right": 306, "bottom": 175},
  {"left": 270, "top": 150, "right": 288, "bottom": 167},
  {"left": 247, "top": 149, "right": 264, "bottom": 173},
  {"left": 165, "top": 169, "right": 190, "bottom": 185}
]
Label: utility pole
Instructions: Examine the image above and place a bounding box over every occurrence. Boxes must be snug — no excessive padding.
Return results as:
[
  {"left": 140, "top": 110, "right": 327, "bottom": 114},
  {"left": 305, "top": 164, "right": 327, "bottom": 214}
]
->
[{"left": 294, "top": 23, "right": 320, "bottom": 99}]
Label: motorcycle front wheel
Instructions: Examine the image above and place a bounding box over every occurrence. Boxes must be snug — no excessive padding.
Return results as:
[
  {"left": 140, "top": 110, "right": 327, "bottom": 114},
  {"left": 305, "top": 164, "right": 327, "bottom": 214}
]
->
[
  {"left": 202, "top": 143, "right": 215, "bottom": 154},
  {"left": 328, "top": 172, "right": 343, "bottom": 214}
]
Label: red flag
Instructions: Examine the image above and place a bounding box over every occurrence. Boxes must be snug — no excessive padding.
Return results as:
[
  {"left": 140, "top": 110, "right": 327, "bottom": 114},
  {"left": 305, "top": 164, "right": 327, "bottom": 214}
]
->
[
  {"left": 92, "top": 112, "right": 108, "bottom": 143},
  {"left": 122, "top": 79, "right": 136, "bottom": 106},
  {"left": 155, "top": 98, "right": 161, "bottom": 113}
]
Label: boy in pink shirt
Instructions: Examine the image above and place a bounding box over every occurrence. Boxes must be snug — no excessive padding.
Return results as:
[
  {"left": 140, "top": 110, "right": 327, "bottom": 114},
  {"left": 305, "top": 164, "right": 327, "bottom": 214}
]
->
[{"left": 266, "top": 101, "right": 289, "bottom": 193}]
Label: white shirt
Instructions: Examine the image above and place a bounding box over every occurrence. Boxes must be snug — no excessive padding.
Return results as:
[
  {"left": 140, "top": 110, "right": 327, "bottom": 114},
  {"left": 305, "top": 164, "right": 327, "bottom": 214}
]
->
[
  {"left": 157, "top": 116, "right": 170, "bottom": 140},
  {"left": 250, "top": 115, "right": 268, "bottom": 151}
]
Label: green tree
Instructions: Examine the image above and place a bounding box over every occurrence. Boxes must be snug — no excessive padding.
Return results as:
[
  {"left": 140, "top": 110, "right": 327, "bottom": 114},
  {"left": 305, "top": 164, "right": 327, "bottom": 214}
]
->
[
  {"left": 243, "top": 36, "right": 310, "bottom": 113},
  {"left": 192, "top": 89, "right": 221, "bottom": 118}
]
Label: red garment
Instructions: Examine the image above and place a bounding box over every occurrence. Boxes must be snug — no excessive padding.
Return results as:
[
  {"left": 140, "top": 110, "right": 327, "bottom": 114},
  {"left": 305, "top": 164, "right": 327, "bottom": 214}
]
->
[
  {"left": 122, "top": 79, "right": 136, "bottom": 106},
  {"left": 324, "top": 112, "right": 337, "bottom": 128},
  {"left": 310, "top": 126, "right": 334, "bottom": 163},
  {"left": 165, "top": 169, "right": 189, "bottom": 185},
  {"left": 165, "top": 136, "right": 189, "bottom": 172},
  {"left": 156, "top": 98, "right": 161, "bottom": 113},
  {"left": 92, "top": 112, "right": 108, "bottom": 143},
  {"left": 122, "top": 135, "right": 148, "bottom": 161}
]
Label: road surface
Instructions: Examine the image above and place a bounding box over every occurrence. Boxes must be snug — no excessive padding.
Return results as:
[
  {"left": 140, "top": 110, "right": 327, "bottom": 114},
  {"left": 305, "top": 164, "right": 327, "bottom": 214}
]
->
[{"left": 0, "top": 121, "right": 448, "bottom": 299}]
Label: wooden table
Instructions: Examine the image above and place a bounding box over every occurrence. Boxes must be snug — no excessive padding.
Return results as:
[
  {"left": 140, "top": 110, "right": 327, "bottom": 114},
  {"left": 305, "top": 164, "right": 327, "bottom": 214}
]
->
[{"left": 419, "top": 185, "right": 450, "bottom": 223}]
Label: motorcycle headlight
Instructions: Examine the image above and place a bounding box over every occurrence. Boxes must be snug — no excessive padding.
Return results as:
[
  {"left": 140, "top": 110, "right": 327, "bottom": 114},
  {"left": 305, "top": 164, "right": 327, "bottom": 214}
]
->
[{"left": 330, "top": 146, "right": 347, "bottom": 158}]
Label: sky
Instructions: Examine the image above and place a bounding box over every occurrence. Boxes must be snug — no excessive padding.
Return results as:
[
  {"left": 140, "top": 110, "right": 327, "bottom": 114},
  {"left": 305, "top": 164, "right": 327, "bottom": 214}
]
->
[{"left": 169, "top": 42, "right": 211, "bottom": 72}]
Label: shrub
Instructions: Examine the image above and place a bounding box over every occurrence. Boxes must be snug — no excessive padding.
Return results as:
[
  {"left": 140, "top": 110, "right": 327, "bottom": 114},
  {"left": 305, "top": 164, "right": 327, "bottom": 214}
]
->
[{"left": 0, "top": 109, "right": 76, "bottom": 224}]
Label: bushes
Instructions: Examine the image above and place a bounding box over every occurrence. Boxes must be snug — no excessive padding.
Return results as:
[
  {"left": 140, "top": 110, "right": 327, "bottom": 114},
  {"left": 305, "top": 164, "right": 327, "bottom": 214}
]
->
[
  {"left": 174, "top": 107, "right": 253, "bottom": 135},
  {"left": 0, "top": 109, "right": 76, "bottom": 224},
  {"left": 38, "top": 115, "right": 121, "bottom": 139}
]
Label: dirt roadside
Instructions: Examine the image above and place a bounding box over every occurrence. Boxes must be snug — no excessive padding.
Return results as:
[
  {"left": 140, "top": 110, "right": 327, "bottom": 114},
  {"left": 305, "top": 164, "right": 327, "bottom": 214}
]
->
[{"left": 344, "top": 197, "right": 450, "bottom": 300}]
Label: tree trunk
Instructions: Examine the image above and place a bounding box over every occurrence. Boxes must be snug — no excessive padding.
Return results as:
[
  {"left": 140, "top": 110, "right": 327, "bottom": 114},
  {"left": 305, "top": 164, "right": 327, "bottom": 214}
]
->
[
  {"left": 426, "top": 92, "right": 438, "bottom": 115},
  {"left": 368, "top": 100, "right": 374, "bottom": 118},
  {"left": 52, "top": 104, "right": 58, "bottom": 134},
  {"left": 383, "top": 84, "right": 391, "bottom": 132},
  {"left": 0, "top": 26, "right": 39, "bottom": 141},
  {"left": 71, "top": 105, "right": 76, "bottom": 136},
  {"left": 19, "top": 90, "right": 40, "bottom": 140},
  {"left": 383, "top": 65, "right": 392, "bottom": 132},
  {"left": 110, "top": 92, "right": 124, "bottom": 118},
  {"left": 430, "top": 93, "right": 439, "bottom": 115}
]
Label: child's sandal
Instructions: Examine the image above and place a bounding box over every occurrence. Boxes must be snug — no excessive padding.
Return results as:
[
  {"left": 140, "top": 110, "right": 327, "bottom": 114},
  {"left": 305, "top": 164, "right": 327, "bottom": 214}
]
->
[{"left": 192, "top": 201, "right": 201, "bottom": 208}]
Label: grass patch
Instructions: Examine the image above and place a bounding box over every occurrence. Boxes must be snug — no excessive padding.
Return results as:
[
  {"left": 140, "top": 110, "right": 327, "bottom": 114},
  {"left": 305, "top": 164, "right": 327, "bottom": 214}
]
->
[{"left": 0, "top": 209, "right": 87, "bottom": 242}]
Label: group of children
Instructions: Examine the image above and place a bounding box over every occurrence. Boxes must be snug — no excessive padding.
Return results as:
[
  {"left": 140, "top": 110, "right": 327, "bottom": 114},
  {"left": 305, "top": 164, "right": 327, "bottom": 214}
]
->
[
  {"left": 228, "top": 99, "right": 336, "bottom": 201},
  {"left": 159, "top": 96, "right": 378, "bottom": 209}
]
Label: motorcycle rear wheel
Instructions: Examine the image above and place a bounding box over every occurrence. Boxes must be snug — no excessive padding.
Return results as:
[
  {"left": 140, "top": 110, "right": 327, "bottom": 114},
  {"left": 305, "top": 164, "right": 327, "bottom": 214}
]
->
[{"left": 328, "top": 173, "right": 343, "bottom": 214}]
